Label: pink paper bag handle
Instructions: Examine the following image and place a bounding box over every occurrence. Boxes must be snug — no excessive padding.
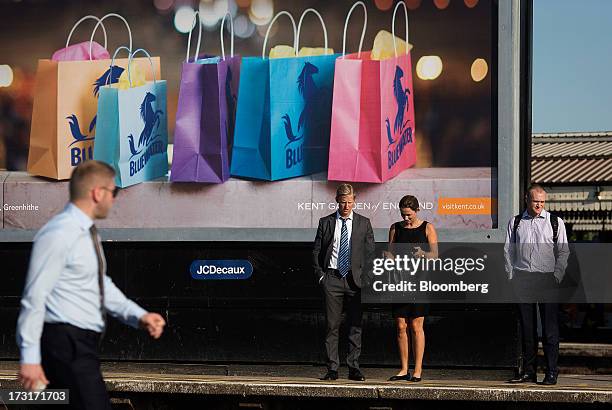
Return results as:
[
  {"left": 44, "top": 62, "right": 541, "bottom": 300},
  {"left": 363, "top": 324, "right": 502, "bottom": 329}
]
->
[
  {"left": 392, "top": 1, "right": 410, "bottom": 57},
  {"left": 342, "top": 1, "right": 367, "bottom": 58}
]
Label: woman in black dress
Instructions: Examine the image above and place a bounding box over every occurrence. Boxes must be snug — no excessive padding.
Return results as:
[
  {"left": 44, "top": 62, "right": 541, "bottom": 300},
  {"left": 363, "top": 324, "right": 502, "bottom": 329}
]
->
[{"left": 387, "top": 195, "right": 438, "bottom": 382}]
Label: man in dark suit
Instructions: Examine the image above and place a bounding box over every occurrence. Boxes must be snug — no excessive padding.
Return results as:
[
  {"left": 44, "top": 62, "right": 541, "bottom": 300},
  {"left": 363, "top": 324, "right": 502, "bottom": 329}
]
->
[{"left": 313, "top": 183, "right": 375, "bottom": 381}]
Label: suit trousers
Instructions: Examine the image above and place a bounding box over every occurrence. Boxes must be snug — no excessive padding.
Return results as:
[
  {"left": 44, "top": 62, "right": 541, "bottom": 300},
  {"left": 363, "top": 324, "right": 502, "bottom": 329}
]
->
[
  {"left": 322, "top": 269, "right": 362, "bottom": 372},
  {"left": 517, "top": 302, "right": 559, "bottom": 375},
  {"left": 41, "top": 323, "right": 111, "bottom": 410}
]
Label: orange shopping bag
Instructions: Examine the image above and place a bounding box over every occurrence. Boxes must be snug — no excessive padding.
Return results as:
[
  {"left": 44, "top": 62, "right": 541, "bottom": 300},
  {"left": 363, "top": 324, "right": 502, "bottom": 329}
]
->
[{"left": 27, "top": 13, "right": 159, "bottom": 179}]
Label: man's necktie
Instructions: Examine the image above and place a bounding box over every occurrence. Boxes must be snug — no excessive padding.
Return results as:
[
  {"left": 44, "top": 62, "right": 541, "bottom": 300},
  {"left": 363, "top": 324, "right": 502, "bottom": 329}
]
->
[
  {"left": 338, "top": 218, "right": 350, "bottom": 277},
  {"left": 89, "top": 225, "right": 106, "bottom": 328}
]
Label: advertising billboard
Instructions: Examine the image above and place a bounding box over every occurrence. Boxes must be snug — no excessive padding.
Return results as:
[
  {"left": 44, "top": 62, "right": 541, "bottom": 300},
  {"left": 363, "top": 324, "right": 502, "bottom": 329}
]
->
[{"left": 0, "top": 1, "right": 510, "bottom": 242}]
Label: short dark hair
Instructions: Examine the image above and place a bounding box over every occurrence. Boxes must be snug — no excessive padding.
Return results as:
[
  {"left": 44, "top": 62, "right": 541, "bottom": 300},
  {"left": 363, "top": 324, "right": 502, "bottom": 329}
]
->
[
  {"left": 526, "top": 183, "right": 546, "bottom": 199},
  {"left": 399, "top": 195, "right": 419, "bottom": 211},
  {"left": 69, "top": 160, "right": 115, "bottom": 201}
]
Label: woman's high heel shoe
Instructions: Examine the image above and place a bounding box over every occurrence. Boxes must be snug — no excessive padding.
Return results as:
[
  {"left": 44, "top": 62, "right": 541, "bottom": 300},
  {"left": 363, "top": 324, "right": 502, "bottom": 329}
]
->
[
  {"left": 409, "top": 376, "right": 422, "bottom": 382},
  {"left": 388, "top": 374, "right": 411, "bottom": 381}
]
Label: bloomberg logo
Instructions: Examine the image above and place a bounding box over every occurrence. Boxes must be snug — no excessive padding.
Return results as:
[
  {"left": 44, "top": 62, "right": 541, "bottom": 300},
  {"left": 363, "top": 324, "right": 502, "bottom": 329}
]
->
[{"left": 190, "top": 260, "right": 253, "bottom": 280}]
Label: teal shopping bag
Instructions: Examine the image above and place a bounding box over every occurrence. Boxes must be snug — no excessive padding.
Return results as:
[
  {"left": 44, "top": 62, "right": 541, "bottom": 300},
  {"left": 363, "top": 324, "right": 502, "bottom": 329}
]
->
[
  {"left": 231, "top": 9, "right": 338, "bottom": 181},
  {"left": 95, "top": 48, "right": 168, "bottom": 187},
  {"left": 94, "top": 46, "right": 130, "bottom": 175}
]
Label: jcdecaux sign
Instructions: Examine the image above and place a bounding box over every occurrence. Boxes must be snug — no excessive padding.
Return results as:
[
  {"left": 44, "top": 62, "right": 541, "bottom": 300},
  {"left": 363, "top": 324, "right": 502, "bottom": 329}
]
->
[{"left": 190, "top": 260, "right": 253, "bottom": 280}]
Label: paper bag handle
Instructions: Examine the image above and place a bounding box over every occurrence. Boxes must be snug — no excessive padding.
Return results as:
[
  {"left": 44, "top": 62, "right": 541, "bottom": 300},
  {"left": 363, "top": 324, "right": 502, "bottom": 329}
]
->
[
  {"left": 262, "top": 11, "right": 297, "bottom": 59},
  {"left": 89, "top": 13, "right": 133, "bottom": 63},
  {"left": 220, "top": 12, "right": 234, "bottom": 60},
  {"left": 186, "top": 11, "right": 203, "bottom": 62},
  {"left": 106, "top": 46, "right": 131, "bottom": 86},
  {"left": 127, "top": 48, "right": 157, "bottom": 87},
  {"left": 296, "top": 8, "right": 329, "bottom": 54},
  {"left": 392, "top": 1, "right": 409, "bottom": 57},
  {"left": 64, "top": 15, "right": 109, "bottom": 60},
  {"left": 342, "top": 2, "right": 367, "bottom": 58}
]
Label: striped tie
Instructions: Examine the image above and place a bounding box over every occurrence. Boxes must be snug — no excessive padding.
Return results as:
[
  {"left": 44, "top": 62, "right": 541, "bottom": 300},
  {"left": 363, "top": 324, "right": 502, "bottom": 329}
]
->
[
  {"left": 89, "top": 225, "right": 106, "bottom": 330},
  {"left": 338, "top": 218, "right": 350, "bottom": 277}
]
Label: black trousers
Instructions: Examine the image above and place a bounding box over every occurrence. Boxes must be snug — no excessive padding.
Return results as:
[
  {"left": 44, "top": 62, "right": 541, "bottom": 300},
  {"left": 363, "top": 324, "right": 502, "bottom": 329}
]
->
[
  {"left": 322, "top": 269, "right": 363, "bottom": 372},
  {"left": 517, "top": 303, "right": 559, "bottom": 375},
  {"left": 41, "top": 323, "right": 111, "bottom": 410}
]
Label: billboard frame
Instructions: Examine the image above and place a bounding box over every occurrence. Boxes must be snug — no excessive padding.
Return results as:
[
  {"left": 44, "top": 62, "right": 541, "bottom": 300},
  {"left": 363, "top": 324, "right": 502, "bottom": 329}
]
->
[{"left": 0, "top": 0, "right": 523, "bottom": 243}]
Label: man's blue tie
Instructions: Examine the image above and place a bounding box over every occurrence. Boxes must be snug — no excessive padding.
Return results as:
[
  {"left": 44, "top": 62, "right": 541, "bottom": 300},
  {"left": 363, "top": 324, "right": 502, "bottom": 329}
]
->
[{"left": 338, "top": 218, "right": 350, "bottom": 277}]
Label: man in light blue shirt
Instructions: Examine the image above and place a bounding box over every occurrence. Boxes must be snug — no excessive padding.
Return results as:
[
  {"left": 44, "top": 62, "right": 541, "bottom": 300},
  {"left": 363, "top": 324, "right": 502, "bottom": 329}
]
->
[
  {"left": 504, "top": 183, "right": 569, "bottom": 386},
  {"left": 17, "top": 160, "right": 165, "bottom": 409}
]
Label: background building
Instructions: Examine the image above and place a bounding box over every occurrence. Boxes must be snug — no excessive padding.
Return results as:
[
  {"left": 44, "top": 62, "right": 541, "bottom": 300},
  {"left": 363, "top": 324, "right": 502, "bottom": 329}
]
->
[{"left": 532, "top": 132, "right": 612, "bottom": 242}]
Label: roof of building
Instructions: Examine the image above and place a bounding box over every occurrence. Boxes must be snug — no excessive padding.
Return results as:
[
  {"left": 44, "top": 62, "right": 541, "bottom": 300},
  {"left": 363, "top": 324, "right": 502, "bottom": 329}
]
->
[{"left": 531, "top": 132, "right": 612, "bottom": 184}]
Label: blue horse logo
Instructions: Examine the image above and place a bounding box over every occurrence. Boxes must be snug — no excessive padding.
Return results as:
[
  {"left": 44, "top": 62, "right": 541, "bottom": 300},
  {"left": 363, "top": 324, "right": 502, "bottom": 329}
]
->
[
  {"left": 67, "top": 66, "right": 124, "bottom": 146},
  {"left": 386, "top": 65, "right": 413, "bottom": 170},
  {"left": 385, "top": 66, "right": 411, "bottom": 149},
  {"left": 67, "top": 114, "right": 95, "bottom": 146},
  {"left": 282, "top": 62, "right": 323, "bottom": 148},
  {"left": 122, "top": 92, "right": 164, "bottom": 159},
  {"left": 127, "top": 92, "right": 166, "bottom": 176},
  {"left": 93, "top": 66, "right": 124, "bottom": 97},
  {"left": 127, "top": 92, "right": 163, "bottom": 159},
  {"left": 127, "top": 135, "right": 141, "bottom": 159},
  {"left": 136, "top": 92, "right": 163, "bottom": 148}
]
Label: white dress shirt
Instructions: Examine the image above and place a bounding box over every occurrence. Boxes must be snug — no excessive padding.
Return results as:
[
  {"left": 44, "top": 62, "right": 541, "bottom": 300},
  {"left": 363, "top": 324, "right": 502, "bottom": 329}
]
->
[
  {"left": 16, "top": 203, "right": 147, "bottom": 364},
  {"left": 504, "top": 208, "right": 569, "bottom": 282},
  {"left": 328, "top": 210, "right": 353, "bottom": 269}
]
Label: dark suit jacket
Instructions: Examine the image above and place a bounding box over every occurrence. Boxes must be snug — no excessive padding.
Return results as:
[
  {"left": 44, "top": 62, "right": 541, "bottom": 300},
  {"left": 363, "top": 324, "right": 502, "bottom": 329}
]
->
[{"left": 312, "top": 212, "right": 375, "bottom": 288}]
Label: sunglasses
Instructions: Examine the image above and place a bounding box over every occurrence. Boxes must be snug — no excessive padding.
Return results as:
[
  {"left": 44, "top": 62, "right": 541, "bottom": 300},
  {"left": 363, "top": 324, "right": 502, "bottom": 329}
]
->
[{"left": 99, "top": 186, "right": 120, "bottom": 198}]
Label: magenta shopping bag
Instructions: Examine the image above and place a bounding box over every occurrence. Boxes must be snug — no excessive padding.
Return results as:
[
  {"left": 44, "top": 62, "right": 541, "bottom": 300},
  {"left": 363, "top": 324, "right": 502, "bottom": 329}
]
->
[
  {"left": 171, "top": 12, "right": 241, "bottom": 183},
  {"left": 328, "top": 1, "right": 416, "bottom": 183}
]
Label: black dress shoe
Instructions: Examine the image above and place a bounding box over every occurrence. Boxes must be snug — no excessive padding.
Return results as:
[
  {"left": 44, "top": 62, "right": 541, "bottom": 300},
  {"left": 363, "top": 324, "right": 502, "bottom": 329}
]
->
[
  {"left": 348, "top": 369, "right": 366, "bottom": 381},
  {"left": 321, "top": 370, "right": 338, "bottom": 381},
  {"left": 388, "top": 374, "right": 410, "bottom": 381},
  {"left": 409, "top": 376, "right": 422, "bottom": 382},
  {"left": 541, "top": 373, "right": 558, "bottom": 385},
  {"left": 508, "top": 373, "right": 537, "bottom": 383}
]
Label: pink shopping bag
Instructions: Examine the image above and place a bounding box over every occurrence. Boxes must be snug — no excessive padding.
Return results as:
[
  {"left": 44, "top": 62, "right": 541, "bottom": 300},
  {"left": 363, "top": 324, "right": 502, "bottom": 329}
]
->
[{"left": 328, "top": 1, "right": 415, "bottom": 183}]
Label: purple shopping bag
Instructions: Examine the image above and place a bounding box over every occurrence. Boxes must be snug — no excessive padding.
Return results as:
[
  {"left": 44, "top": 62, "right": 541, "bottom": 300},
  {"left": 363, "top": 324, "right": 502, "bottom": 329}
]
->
[{"left": 171, "top": 12, "right": 241, "bottom": 183}]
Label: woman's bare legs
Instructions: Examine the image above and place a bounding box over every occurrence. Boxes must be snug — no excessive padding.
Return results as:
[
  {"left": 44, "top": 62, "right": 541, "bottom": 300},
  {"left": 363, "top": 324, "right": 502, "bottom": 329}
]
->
[
  {"left": 395, "top": 317, "right": 409, "bottom": 376},
  {"left": 409, "top": 316, "right": 425, "bottom": 378}
]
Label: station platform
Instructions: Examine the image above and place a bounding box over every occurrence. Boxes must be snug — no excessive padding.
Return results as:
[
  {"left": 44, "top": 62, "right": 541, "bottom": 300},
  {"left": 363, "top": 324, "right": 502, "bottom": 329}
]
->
[{"left": 0, "top": 361, "right": 610, "bottom": 407}]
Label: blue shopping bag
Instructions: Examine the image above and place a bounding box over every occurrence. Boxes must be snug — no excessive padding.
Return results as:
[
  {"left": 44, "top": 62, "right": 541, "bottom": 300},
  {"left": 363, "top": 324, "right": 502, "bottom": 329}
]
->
[
  {"left": 231, "top": 9, "right": 338, "bottom": 181},
  {"left": 95, "top": 48, "right": 168, "bottom": 187}
]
